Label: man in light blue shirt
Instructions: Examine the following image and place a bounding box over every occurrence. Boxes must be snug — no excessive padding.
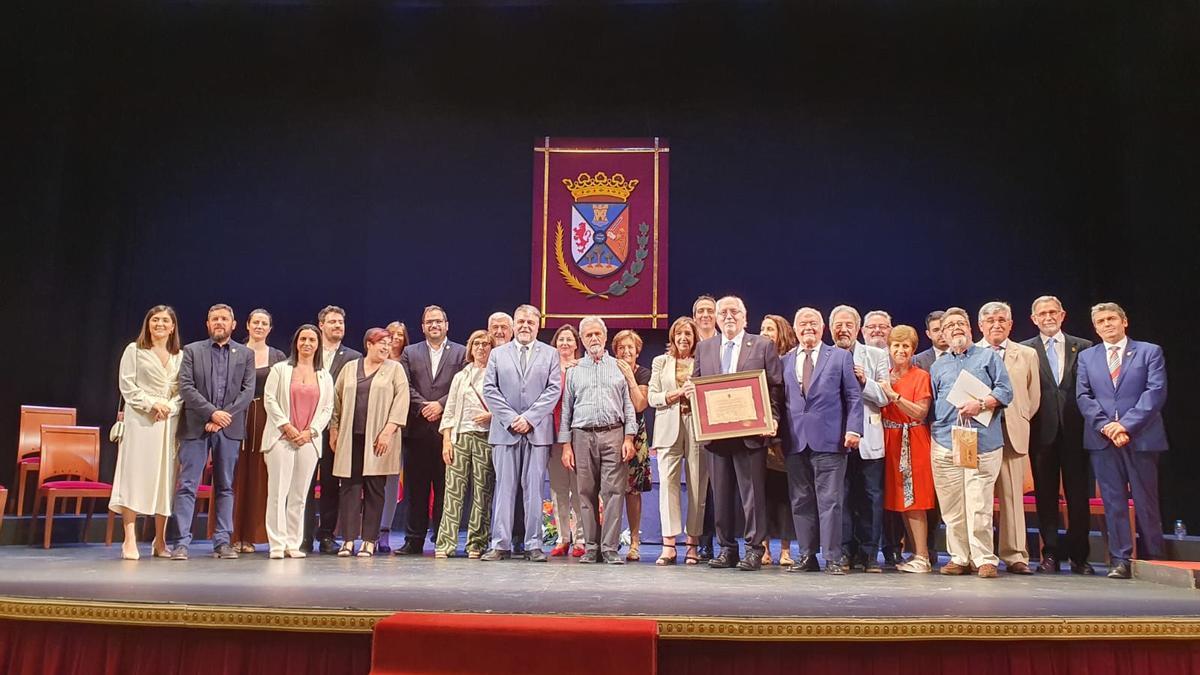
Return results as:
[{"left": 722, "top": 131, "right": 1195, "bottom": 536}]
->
[
  {"left": 928, "top": 306, "right": 1013, "bottom": 578},
  {"left": 560, "top": 316, "right": 637, "bottom": 564}
]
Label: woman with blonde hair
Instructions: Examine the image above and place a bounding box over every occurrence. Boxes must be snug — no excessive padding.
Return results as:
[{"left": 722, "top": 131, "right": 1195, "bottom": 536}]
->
[
  {"left": 878, "top": 325, "right": 935, "bottom": 573},
  {"left": 434, "top": 329, "right": 497, "bottom": 558}
]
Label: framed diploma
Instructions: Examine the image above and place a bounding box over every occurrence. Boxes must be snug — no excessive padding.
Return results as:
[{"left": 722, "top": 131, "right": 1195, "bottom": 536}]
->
[{"left": 690, "top": 369, "right": 775, "bottom": 442}]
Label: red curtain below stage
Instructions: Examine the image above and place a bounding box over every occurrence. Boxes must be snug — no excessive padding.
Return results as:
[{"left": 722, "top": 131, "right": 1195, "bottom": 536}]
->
[
  {"left": 659, "top": 639, "right": 1200, "bottom": 675},
  {"left": 372, "top": 612, "right": 657, "bottom": 675},
  {"left": 0, "top": 620, "right": 372, "bottom": 675}
]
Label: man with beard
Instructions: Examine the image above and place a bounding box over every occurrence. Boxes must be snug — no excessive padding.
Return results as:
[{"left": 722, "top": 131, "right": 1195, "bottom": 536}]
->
[
  {"left": 862, "top": 310, "right": 893, "bottom": 350},
  {"left": 307, "top": 305, "right": 362, "bottom": 554},
  {"left": 684, "top": 296, "right": 783, "bottom": 571},
  {"left": 691, "top": 294, "right": 718, "bottom": 560},
  {"left": 779, "top": 307, "right": 863, "bottom": 575},
  {"left": 977, "top": 301, "right": 1041, "bottom": 575},
  {"left": 914, "top": 311, "right": 950, "bottom": 372},
  {"left": 558, "top": 316, "right": 638, "bottom": 564},
  {"left": 928, "top": 307, "right": 1012, "bottom": 578},
  {"left": 396, "top": 305, "right": 467, "bottom": 555},
  {"left": 1076, "top": 302, "right": 1168, "bottom": 579},
  {"left": 481, "top": 305, "right": 561, "bottom": 561},
  {"left": 170, "top": 304, "right": 257, "bottom": 560},
  {"left": 1021, "top": 296, "right": 1094, "bottom": 575},
  {"left": 829, "top": 305, "right": 890, "bottom": 572}
]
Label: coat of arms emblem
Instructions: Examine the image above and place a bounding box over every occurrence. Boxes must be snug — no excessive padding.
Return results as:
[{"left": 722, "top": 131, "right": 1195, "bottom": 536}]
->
[{"left": 555, "top": 172, "right": 649, "bottom": 299}]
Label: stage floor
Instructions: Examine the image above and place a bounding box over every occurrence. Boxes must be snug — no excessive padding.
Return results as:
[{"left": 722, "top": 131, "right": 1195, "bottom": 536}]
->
[{"left": 1, "top": 542, "right": 1197, "bottom": 623}]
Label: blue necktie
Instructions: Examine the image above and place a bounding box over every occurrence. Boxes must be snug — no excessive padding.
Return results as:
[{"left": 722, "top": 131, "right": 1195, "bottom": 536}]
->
[
  {"left": 1046, "top": 337, "right": 1060, "bottom": 385},
  {"left": 721, "top": 341, "right": 735, "bottom": 374}
]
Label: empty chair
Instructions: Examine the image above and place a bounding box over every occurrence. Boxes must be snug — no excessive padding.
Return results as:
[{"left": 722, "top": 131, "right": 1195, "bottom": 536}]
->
[
  {"left": 31, "top": 425, "right": 114, "bottom": 549},
  {"left": 14, "top": 405, "right": 77, "bottom": 516}
]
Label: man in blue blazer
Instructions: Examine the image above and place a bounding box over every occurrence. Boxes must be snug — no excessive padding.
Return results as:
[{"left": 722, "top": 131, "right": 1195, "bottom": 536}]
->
[
  {"left": 396, "top": 305, "right": 467, "bottom": 555},
  {"left": 1076, "top": 302, "right": 1169, "bottom": 579},
  {"left": 480, "top": 304, "right": 562, "bottom": 561},
  {"left": 170, "top": 304, "right": 257, "bottom": 560},
  {"left": 685, "top": 295, "right": 783, "bottom": 571},
  {"left": 780, "top": 307, "right": 863, "bottom": 575}
]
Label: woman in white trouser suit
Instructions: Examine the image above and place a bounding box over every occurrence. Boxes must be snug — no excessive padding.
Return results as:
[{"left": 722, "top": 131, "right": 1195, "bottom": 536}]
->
[{"left": 262, "top": 324, "right": 334, "bottom": 559}]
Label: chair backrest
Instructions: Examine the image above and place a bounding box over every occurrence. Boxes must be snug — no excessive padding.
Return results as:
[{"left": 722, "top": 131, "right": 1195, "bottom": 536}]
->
[
  {"left": 18, "top": 405, "right": 77, "bottom": 462},
  {"left": 38, "top": 425, "right": 101, "bottom": 484}
]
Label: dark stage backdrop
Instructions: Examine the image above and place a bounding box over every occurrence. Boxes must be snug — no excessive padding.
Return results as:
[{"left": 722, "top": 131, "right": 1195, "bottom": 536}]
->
[{"left": 7, "top": 3, "right": 1199, "bottom": 529}]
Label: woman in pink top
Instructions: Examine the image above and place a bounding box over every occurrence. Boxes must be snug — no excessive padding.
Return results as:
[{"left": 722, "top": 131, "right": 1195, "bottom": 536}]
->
[{"left": 262, "top": 324, "right": 335, "bottom": 559}]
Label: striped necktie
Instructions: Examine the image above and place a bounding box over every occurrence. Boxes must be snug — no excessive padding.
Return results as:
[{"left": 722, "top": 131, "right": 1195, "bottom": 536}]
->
[{"left": 1107, "top": 346, "right": 1121, "bottom": 382}]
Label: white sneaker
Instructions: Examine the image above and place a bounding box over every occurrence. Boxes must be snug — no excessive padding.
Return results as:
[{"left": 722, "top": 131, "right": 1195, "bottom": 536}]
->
[
  {"left": 897, "top": 555, "right": 931, "bottom": 573},
  {"left": 269, "top": 550, "right": 284, "bottom": 560}
]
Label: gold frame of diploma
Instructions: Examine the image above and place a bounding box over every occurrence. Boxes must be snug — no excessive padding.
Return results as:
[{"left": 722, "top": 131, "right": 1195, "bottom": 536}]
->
[{"left": 689, "top": 369, "right": 775, "bottom": 442}]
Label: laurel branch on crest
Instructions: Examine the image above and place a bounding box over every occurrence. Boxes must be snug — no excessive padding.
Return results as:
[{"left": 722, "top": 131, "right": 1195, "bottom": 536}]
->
[{"left": 554, "top": 221, "right": 650, "bottom": 299}]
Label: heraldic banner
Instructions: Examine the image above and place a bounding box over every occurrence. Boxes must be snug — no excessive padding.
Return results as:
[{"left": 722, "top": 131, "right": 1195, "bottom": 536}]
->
[{"left": 531, "top": 137, "right": 669, "bottom": 330}]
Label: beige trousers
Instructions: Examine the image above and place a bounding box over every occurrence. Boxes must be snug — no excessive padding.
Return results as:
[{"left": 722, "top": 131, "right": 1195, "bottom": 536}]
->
[
  {"left": 656, "top": 414, "right": 709, "bottom": 539},
  {"left": 994, "top": 445, "right": 1030, "bottom": 565},
  {"left": 932, "top": 441, "right": 1002, "bottom": 568}
]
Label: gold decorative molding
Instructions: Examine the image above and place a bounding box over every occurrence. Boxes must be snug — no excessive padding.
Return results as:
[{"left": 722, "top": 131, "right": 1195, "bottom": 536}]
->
[
  {"left": 0, "top": 596, "right": 388, "bottom": 634},
  {"left": 656, "top": 617, "right": 1200, "bottom": 641},
  {"left": 4, "top": 597, "right": 1198, "bottom": 642}
]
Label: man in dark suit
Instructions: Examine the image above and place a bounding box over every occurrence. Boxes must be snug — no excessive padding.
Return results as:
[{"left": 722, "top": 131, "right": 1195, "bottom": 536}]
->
[
  {"left": 779, "top": 307, "right": 863, "bottom": 575},
  {"left": 306, "top": 305, "right": 363, "bottom": 554},
  {"left": 396, "top": 305, "right": 467, "bottom": 555},
  {"left": 1022, "top": 295, "right": 1094, "bottom": 575},
  {"left": 912, "top": 310, "right": 949, "bottom": 374},
  {"left": 1077, "top": 302, "right": 1169, "bottom": 579},
  {"left": 683, "top": 295, "right": 783, "bottom": 571},
  {"left": 170, "top": 304, "right": 256, "bottom": 560}
]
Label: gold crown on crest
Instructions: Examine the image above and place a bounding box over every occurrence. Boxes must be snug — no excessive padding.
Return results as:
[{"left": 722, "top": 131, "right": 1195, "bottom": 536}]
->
[{"left": 562, "top": 172, "right": 639, "bottom": 201}]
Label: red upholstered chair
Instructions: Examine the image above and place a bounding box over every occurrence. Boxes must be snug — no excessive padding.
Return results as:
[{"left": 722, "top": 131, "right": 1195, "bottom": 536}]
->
[
  {"left": 1090, "top": 481, "right": 1137, "bottom": 561},
  {"left": 31, "top": 425, "right": 114, "bottom": 549},
  {"left": 13, "top": 406, "right": 77, "bottom": 515}
]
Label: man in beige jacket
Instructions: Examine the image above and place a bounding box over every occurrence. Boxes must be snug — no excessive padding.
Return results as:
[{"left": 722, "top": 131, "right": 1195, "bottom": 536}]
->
[{"left": 977, "top": 301, "right": 1041, "bottom": 574}]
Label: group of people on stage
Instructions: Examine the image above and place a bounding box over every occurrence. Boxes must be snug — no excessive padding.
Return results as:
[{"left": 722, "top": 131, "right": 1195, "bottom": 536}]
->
[{"left": 108, "top": 294, "right": 1168, "bottom": 580}]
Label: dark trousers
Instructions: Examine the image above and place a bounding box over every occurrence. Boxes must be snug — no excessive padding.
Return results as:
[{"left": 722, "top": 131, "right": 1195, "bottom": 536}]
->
[
  {"left": 701, "top": 479, "right": 715, "bottom": 550},
  {"left": 1031, "top": 428, "right": 1092, "bottom": 564},
  {"left": 842, "top": 454, "right": 884, "bottom": 562},
  {"left": 402, "top": 433, "right": 445, "bottom": 545},
  {"left": 303, "top": 429, "right": 342, "bottom": 542},
  {"left": 786, "top": 450, "right": 847, "bottom": 560},
  {"left": 1090, "top": 446, "right": 1165, "bottom": 563},
  {"left": 337, "top": 434, "right": 386, "bottom": 542},
  {"left": 707, "top": 448, "right": 767, "bottom": 554},
  {"left": 171, "top": 430, "right": 240, "bottom": 549}
]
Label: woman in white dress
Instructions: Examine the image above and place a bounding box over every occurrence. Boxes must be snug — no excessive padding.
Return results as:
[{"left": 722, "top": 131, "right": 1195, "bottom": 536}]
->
[{"left": 110, "top": 305, "right": 182, "bottom": 560}]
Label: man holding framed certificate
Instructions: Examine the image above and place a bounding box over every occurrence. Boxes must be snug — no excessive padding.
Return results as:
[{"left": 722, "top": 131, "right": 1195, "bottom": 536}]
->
[{"left": 683, "top": 295, "right": 783, "bottom": 571}]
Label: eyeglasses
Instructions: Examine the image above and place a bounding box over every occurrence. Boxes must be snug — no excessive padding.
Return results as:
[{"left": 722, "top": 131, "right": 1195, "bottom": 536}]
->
[
  {"left": 941, "top": 320, "right": 968, "bottom": 328},
  {"left": 795, "top": 320, "right": 820, "bottom": 328},
  {"left": 717, "top": 309, "right": 744, "bottom": 317}
]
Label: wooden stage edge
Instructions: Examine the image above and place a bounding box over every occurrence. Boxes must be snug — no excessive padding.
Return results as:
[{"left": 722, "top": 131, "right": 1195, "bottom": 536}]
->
[{"left": 2, "top": 596, "right": 1199, "bottom": 641}]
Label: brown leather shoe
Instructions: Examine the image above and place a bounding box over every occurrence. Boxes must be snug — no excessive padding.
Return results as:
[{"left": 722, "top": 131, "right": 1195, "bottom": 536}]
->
[
  {"left": 978, "top": 563, "right": 999, "bottom": 578},
  {"left": 940, "top": 561, "right": 970, "bottom": 575},
  {"left": 1006, "top": 561, "right": 1033, "bottom": 575}
]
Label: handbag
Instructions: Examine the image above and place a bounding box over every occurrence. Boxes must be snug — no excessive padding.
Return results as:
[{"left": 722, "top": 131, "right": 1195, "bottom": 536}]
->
[
  {"left": 109, "top": 403, "right": 125, "bottom": 443},
  {"left": 951, "top": 413, "right": 978, "bottom": 469}
]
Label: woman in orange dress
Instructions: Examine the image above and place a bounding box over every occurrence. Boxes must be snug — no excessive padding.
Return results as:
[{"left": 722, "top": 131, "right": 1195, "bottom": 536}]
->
[{"left": 878, "top": 325, "right": 934, "bottom": 573}]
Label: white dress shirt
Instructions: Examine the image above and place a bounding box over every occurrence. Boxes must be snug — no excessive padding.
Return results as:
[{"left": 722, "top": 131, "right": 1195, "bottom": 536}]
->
[
  {"left": 1103, "top": 337, "right": 1129, "bottom": 371},
  {"left": 794, "top": 343, "right": 820, "bottom": 386},
  {"left": 427, "top": 340, "right": 446, "bottom": 379}
]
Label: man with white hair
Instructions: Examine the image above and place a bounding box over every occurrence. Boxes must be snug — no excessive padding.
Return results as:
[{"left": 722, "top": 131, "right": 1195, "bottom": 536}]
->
[
  {"left": 976, "top": 301, "right": 1041, "bottom": 575},
  {"left": 481, "top": 305, "right": 561, "bottom": 562},
  {"left": 684, "top": 295, "right": 783, "bottom": 571},
  {"left": 829, "top": 305, "right": 890, "bottom": 572},
  {"left": 862, "top": 310, "right": 893, "bottom": 350},
  {"left": 928, "top": 307, "right": 1013, "bottom": 578},
  {"left": 779, "top": 307, "right": 863, "bottom": 574},
  {"left": 488, "top": 312, "right": 514, "bottom": 346},
  {"left": 558, "top": 316, "right": 638, "bottom": 564}
]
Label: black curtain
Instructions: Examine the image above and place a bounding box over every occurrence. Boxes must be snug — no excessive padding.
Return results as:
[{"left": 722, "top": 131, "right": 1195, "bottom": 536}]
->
[{"left": 6, "top": 1, "right": 1198, "bottom": 529}]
